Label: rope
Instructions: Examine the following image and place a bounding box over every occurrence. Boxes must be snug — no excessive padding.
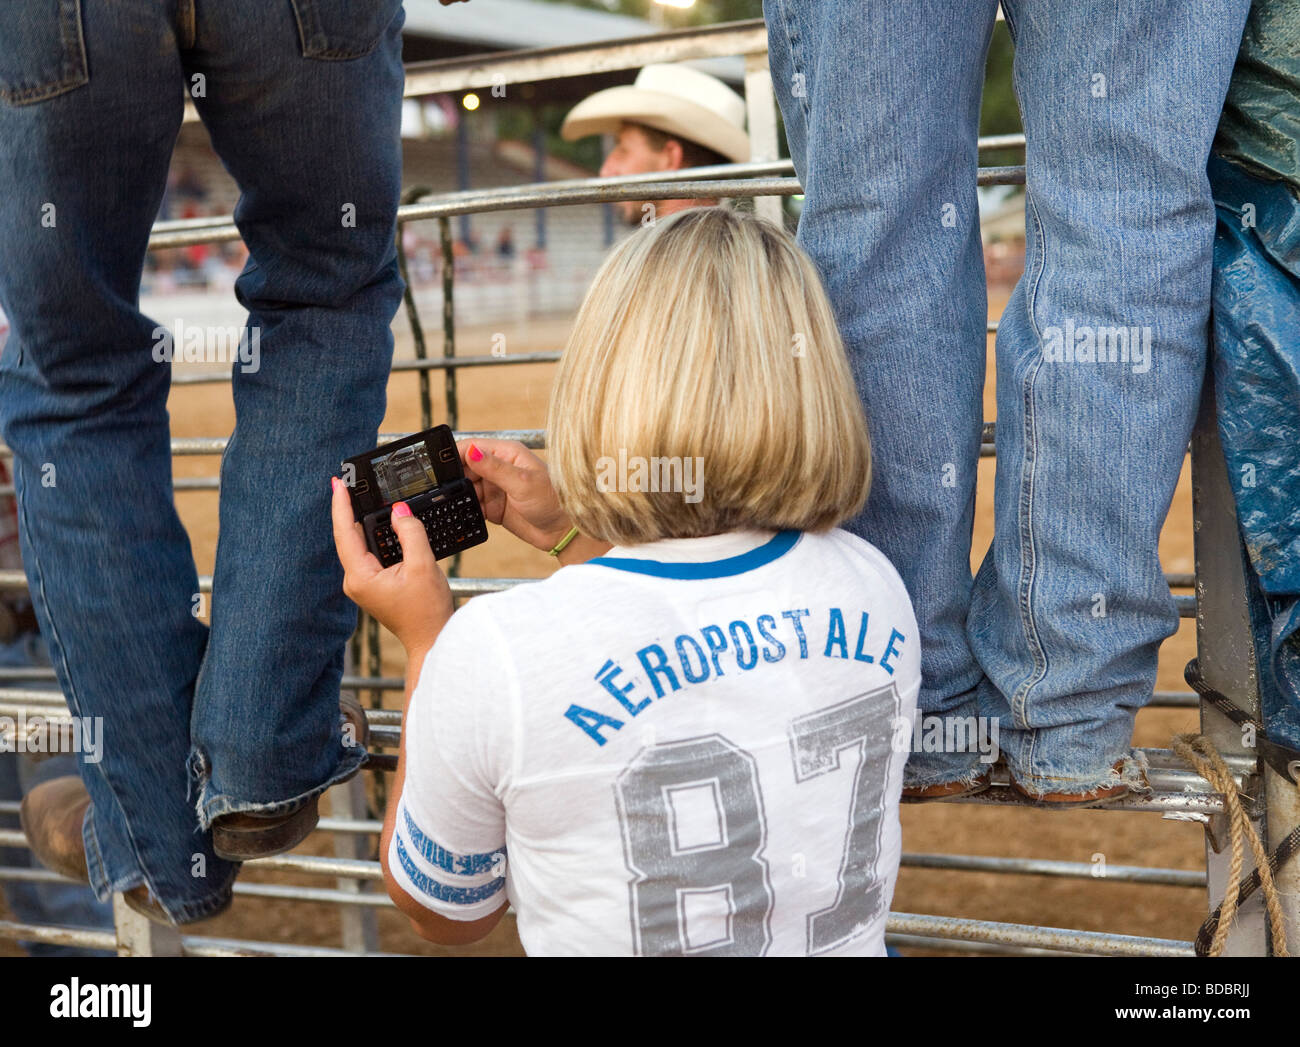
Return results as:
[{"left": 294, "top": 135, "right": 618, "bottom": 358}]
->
[{"left": 1173, "top": 733, "right": 1290, "bottom": 957}]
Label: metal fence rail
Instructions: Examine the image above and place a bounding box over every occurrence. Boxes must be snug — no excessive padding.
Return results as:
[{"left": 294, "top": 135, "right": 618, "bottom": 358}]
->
[{"left": 0, "top": 21, "right": 1280, "bottom": 959}]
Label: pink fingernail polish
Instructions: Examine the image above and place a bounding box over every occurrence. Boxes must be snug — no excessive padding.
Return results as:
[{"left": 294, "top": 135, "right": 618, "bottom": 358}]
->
[
  {"left": 468, "top": 443, "right": 483, "bottom": 463},
  {"left": 392, "top": 502, "right": 412, "bottom": 519},
  {"left": 331, "top": 477, "right": 340, "bottom": 491}
]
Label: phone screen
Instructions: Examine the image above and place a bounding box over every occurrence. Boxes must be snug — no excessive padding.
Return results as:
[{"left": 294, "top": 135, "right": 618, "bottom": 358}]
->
[{"left": 370, "top": 440, "right": 440, "bottom": 504}]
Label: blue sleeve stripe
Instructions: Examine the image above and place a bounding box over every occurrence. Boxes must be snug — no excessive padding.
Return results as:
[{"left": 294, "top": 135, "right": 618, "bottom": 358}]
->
[
  {"left": 400, "top": 805, "right": 506, "bottom": 875},
  {"left": 395, "top": 835, "right": 507, "bottom": 906}
]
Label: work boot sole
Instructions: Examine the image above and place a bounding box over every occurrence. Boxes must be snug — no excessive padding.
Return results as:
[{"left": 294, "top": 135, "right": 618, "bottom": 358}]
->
[
  {"left": 1007, "top": 760, "right": 1134, "bottom": 807},
  {"left": 901, "top": 772, "right": 993, "bottom": 803}
]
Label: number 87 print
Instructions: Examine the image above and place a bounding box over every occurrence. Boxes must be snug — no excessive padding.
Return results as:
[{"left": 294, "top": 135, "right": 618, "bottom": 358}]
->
[{"left": 614, "top": 683, "right": 901, "bottom": 956}]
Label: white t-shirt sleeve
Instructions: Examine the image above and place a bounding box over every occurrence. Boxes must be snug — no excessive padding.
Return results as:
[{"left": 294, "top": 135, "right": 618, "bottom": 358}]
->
[{"left": 388, "top": 598, "right": 515, "bottom": 922}]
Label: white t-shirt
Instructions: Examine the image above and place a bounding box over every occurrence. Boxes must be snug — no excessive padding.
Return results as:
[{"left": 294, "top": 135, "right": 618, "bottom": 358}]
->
[{"left": 390, "top": 527, "right": 920, "bottom": 956}]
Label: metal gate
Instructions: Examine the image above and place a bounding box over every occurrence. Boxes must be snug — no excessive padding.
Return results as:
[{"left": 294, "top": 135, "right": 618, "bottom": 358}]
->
[{"left": 0, "top": 19, "right": 1293, "bottom": 958}]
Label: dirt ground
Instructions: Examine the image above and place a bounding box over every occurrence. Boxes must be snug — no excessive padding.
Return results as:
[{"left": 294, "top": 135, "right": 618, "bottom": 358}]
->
[{"left": 1, "top": 283, "right": 1209, "bottom": 957}]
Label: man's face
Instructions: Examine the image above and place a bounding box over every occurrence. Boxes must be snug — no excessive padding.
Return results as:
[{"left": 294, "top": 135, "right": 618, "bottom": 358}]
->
[{"left": 600, "top": 123, "right": 687, "bottom": 227}]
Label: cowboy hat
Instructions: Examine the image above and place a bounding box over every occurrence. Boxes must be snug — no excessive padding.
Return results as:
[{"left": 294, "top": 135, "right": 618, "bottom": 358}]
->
[{"left": 561, "top": 63, "right": 750, "bottom": 164}]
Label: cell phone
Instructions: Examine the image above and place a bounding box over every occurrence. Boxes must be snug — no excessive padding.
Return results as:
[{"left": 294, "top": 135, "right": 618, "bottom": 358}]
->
[{"left": 342, "top": 424, "right": 488, "bottom": 566}]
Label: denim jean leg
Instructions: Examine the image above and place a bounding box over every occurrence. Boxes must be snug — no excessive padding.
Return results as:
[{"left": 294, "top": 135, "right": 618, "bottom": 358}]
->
[
  {"left": 183, "top": 0, "right": 406, "bottom": 824},
  {"left": 764, "top": 0, "right": 1000, "bottom": 788},
  {"left": 0, "top": 3, "right": 239, "bottom": 920},
  {"left": 968, "top": 0, "right": 1252, "bottom": 796}
]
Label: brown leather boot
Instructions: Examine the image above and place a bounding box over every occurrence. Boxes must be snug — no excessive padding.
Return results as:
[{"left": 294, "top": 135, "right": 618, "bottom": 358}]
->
[
  {"left": 901, "top": 770, "right": 993, "bottom": 802},
  {"left": 210, "top": 797, "right": 321, "bottom": 862},
  {"left": 20, "top": 775, "right": 185, "bottom": 925},
  {"left": 211, "top": 696, "right": 370, "bottom": 862},
  {"left": 19, "top": 775, "right": 91, "bottom": 882},
  {"left": 1008, "top": 760, "right": 1134, "bottom": 807}
]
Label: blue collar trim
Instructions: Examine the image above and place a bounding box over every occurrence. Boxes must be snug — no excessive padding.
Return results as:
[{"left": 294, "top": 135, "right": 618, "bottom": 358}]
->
[{"left": 588, "top": 530, "right": 801, "bottom": 580}]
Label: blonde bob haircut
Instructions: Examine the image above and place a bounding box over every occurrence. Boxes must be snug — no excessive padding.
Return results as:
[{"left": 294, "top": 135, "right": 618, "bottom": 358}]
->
[{"left": 547, "top": 206, "right": 871, "bottom": 546}]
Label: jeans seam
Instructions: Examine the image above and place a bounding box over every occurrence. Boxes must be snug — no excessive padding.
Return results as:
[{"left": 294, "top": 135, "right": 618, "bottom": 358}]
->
[
  {"left": 82, "top": 806, "right": 111, "bottom": 897},
  {"left": 1000, "top": 1, "right": 1019, "bottom": 43},
  {"left": 1012, "top": 186, "right": 1051, "bottom": 745},
  {"left": 1000, "top": 0, "right": 1050, "bottom": 737},
  {"left": 998, "top": 0, "right": 1050, "bottom": 733}
]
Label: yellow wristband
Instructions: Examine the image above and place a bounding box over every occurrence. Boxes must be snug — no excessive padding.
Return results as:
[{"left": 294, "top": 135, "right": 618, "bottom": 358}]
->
[{"left": 548, "top": 525, "right": 581, "bottom": 557}]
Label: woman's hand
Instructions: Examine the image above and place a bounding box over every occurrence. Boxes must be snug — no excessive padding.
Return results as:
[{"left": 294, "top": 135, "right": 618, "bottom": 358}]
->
[
  {"left": 459, "top": 439, "right": 613, "bottom": 564},
  {"left": 457, "top": 438, "right": 575, "bottom": 553},
  {"left": 331, "top": 476, "right": 453, "bottom": 653}
]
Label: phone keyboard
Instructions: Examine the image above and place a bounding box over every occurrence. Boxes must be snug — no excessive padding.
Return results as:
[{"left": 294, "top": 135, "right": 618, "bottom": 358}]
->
[{"left": 371, "top": 491, "right": 487, "bottom": 566}]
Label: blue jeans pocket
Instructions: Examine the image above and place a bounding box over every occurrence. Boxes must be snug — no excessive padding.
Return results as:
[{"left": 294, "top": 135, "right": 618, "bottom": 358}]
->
[
  {"left": 288, "top": 0, "right": 404, "bottom": 60},
  {"left": 0, "top": 0, "right": 88, "bottom": 105}
]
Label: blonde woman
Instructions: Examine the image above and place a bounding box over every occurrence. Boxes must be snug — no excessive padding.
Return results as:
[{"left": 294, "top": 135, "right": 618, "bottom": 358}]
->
[{"left": 331, "top": 208, "right": 920, "bottom": 956}]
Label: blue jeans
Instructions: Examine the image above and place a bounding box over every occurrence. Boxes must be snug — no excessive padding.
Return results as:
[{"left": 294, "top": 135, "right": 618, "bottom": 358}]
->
[
  {"left": 0, "top": 0, "right": 405, "bottom": 921},
  {"left": 764, "top": 0, "right": 1250, "bottom": 794}
]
